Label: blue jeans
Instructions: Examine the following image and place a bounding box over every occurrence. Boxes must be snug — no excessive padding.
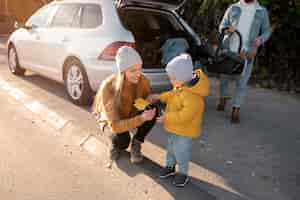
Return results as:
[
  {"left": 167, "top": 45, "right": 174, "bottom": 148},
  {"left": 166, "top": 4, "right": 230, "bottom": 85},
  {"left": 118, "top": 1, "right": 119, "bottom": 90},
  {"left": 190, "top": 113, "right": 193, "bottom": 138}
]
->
[
  {"left": 166, "top": 134, "right": 194, "bottom": 175},
  {"left": 219, "top": 58, "right": 254, "bottom": 108}
]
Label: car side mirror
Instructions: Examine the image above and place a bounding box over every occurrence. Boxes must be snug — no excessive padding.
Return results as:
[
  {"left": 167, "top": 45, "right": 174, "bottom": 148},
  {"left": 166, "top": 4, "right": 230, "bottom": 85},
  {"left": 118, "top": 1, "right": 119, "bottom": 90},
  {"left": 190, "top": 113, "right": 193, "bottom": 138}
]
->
[
  {"left": 14, "top": 21, "right": 37, "bottom": 30},
  {"left": 14, "top": 21, "right": 25, "bottom": 29}
]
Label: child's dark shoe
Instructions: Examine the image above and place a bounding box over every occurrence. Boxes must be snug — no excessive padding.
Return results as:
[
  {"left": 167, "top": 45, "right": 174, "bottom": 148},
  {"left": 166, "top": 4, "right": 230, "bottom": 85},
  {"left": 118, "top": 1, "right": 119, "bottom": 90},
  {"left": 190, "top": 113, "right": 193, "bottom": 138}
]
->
[
  {"left": 159, "top": 166, "right": 176, "bottom": 179},
  {"left": 173, "top": 173, "right": 189, "bottom": 187}
]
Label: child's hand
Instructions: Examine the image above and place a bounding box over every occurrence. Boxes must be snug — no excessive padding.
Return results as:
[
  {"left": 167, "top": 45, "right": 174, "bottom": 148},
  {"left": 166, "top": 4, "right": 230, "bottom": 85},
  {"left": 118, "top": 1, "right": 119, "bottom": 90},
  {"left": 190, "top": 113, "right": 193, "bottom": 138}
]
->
[
  {"left": 156, "top": 116, "right": 164, "bottom": 124},
  {"left": 147, "top": 94, "right": 160, "bottom": 103}
]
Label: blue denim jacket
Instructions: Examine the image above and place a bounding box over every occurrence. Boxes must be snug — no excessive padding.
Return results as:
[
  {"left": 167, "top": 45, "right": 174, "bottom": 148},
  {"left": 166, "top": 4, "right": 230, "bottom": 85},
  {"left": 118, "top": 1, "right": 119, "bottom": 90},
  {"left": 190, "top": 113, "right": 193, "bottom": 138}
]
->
[{"left": 219, "top": 2, "right": 271, "bottom": 52}]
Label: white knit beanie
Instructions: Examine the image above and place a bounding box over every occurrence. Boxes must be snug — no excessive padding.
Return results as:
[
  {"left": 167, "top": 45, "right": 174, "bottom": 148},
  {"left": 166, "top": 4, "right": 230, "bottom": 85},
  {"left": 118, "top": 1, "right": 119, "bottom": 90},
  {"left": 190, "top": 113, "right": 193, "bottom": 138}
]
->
[
  {"left": 166, "top": 54, "right": 193, "bottom": 82},
  {"left": 115, "top": 46, "right": 142, "bottom": 73}
]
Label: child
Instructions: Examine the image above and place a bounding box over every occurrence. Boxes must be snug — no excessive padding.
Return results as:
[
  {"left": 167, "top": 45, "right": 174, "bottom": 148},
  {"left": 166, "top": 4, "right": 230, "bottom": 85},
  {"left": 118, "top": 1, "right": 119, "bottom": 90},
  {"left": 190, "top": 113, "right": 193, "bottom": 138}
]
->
[{"left": 156, "top": 54, "right": 209, "bottom": 187}]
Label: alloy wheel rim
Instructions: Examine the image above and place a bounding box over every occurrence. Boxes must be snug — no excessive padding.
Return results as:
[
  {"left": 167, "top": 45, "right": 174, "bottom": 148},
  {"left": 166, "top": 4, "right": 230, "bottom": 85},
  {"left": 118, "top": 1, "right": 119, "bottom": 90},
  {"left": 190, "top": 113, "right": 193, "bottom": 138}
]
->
[{"left": 67, "top": 65, "right": 84, "bottom": 100}]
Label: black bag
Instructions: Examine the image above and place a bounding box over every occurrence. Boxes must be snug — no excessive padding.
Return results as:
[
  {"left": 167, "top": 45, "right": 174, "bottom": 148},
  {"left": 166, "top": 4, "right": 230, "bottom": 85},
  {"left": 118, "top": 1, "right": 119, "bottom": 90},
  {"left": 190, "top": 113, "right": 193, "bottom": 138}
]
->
[{"left": 206, "top": 28, "right": 245, "bottom": 75}]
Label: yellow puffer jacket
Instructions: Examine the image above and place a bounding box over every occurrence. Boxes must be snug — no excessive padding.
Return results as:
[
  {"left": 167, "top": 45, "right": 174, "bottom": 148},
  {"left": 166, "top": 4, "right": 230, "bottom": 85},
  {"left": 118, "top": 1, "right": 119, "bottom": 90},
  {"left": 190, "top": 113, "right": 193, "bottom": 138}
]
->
[{"left": 160, "top": 69, "right": 209, "bottom": 138}]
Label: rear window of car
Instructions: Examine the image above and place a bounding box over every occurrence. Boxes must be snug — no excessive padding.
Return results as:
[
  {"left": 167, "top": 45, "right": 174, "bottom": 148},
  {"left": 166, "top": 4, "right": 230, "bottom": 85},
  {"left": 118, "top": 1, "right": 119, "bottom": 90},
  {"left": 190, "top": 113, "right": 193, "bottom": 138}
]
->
[
  {"left": 81, "top": 5, "right": 102, "bottom": 28},
  {"left": 51, "top": 4, "right": 81, "bottom": 28}
]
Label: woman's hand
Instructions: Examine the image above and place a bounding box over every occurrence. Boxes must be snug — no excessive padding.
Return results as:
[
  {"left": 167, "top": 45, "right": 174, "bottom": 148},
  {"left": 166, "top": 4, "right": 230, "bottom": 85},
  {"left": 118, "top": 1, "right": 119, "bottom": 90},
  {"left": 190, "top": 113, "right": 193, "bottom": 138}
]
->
[
  {"left": 156, "top": 116, "right": 164, "bottom": 124},
  {"left": 141, "top": 108, "right": 156, "bottom": 122},
  {"left": 147, "top": 94, "right": 160, "bottom": 103}
]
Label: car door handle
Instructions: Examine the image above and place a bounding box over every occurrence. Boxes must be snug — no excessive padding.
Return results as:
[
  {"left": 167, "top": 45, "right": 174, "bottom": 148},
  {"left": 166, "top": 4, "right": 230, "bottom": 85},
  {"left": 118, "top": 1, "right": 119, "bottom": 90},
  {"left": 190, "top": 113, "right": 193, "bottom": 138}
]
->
[
  {"left": 61, "top": 37, "right": 69, "bottom": 43},
  {"left": 35, "top": 35, "right": 40, "bottom": 40}
]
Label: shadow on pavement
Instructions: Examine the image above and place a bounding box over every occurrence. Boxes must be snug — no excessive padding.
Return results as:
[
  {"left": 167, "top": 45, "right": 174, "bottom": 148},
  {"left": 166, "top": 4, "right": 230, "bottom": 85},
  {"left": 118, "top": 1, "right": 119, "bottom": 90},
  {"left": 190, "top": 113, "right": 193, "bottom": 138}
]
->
[
  {"left": 0, "top": 46, "right": 7, "bottom": 65},
  {"left": 115, "top": 151, "right": 217, "bottom": 200},
  {"left": 20, "top": 73, "right": 68, "bottom": 99},
  {"left": 0, "top": 47, "right": 6, "bottom": 55},
  {"left": 18, "top": 73, "right": 92, "bottom": 111}
]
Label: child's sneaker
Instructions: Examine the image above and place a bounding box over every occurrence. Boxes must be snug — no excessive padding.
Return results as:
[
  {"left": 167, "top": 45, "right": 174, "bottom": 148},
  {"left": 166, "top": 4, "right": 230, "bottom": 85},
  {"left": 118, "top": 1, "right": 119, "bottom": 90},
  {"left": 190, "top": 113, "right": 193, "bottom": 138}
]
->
[
  {"left": 159, "top": 166, "right": 176, "bottom": 179},
  {"left": 173, "top": 174, "right": 189, "bottom": 187}
]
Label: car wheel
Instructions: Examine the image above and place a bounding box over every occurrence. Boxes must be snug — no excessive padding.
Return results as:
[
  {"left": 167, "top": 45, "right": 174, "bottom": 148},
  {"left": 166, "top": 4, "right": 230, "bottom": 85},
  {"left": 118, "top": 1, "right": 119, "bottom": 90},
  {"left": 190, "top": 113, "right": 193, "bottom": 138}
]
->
[
  {"left": 8, "top": 45, "right": 25, "bottom": 76},
  {"left": 64, "top": 59, "right": 93, "bottom": 105}
]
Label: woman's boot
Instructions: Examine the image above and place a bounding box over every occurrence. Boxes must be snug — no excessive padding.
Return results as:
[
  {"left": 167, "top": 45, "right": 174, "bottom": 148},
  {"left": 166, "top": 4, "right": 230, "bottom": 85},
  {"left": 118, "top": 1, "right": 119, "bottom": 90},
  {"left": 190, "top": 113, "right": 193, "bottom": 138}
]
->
[
  {"left": 231, "top": 107, "right": 240, "bottom": 124},
  {"left": 106, "top": 146, "right": 121, "bottom": 168},
  {"left": 217, "top": 97, "right": 227, "bottom": 111},
  {"left": 130, "top": 139, "right": 143, "bottom": 164}
]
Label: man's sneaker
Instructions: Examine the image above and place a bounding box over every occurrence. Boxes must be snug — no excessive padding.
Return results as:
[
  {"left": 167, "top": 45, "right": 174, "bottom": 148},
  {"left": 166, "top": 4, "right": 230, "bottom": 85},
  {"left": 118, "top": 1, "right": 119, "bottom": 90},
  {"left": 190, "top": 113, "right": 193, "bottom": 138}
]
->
[
  {"left": 173, "top": 174, "right": 189, "bottom": 187},
  {"left": 159, "top": 166, "right": 176, "bottom": 179}
]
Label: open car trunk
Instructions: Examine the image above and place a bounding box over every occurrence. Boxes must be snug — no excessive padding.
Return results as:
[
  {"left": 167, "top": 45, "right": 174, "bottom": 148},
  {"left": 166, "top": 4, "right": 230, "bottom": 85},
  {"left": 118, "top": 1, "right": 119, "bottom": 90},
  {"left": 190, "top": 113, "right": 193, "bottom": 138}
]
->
[
  {"left": 118, "top": 7, "right": 194, "bottom": 69},
  {"left": 117, "top": 0, "right": 187, "bottom": 11}
]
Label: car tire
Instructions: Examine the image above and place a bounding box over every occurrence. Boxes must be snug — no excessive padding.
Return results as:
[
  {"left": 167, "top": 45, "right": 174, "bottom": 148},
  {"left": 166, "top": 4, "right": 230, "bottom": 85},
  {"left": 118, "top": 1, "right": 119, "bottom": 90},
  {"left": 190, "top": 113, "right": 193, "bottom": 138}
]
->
[
  {"left": 63, "top": 59, "right": 93, "bottom": 105},
  {"left": 8, "top": 45, "right": 26, "bottom": 76}
]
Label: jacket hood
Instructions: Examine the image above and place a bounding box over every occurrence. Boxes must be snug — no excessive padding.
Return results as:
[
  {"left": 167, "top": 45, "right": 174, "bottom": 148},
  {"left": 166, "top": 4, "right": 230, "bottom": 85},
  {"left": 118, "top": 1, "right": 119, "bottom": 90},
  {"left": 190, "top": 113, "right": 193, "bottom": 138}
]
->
[{"left": 185, "top": 69, "right": 209, "bottom": 97}]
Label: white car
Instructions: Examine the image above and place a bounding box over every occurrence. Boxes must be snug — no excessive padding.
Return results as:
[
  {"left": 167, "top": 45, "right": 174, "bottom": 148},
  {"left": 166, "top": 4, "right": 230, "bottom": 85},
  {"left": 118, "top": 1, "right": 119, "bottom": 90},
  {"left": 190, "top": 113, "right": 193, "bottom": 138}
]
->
[{"left": 7, "top": 0, "right": 201, "bottom": 105}]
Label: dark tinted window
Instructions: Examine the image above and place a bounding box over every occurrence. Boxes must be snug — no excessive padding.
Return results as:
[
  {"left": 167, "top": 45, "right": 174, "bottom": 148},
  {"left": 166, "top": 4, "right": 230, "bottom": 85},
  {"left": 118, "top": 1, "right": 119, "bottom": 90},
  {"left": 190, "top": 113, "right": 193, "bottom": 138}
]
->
[
  {"left": 51, "top": 4, "right": 80, "bottom": 27},
  {"left": 81, "top": 5, "right": 102, "bottom": 28},
  {"left": 119, "top": 9, "right": 183, "bottom": 40}
]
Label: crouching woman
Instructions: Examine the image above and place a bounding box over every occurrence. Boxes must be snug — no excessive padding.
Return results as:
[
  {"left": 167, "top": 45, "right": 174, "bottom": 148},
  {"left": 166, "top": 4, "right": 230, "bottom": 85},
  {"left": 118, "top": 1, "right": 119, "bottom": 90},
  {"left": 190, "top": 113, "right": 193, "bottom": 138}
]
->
[{"left": 92, "top": 46, "right": 157, "bottom": 165}]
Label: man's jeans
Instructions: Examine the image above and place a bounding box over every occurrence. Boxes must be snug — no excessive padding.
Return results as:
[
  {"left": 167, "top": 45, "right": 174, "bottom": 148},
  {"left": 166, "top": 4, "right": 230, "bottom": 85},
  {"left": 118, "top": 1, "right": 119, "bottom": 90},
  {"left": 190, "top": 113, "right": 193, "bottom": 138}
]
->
[
  {"left": 219, "top": 58, "right": 254, "bottom": 108},
  {"left": 166, "top": 134, "right": 194, "bottom": 175}
]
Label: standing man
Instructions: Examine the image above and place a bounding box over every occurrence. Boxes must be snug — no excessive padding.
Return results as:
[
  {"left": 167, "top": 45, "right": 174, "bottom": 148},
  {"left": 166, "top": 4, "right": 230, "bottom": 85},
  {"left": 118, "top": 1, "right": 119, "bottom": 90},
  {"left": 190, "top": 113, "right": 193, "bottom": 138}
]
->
[{"left": 217, "top": 0, "right": 271, "bottom": 123}]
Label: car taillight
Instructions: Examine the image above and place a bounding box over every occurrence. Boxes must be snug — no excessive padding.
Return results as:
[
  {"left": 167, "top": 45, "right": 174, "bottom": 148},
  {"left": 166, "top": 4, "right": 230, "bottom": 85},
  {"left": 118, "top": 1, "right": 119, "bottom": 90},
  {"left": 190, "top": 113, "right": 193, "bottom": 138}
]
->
[{"left": 98, "top": 41, "right": 136, "bottom": 60}]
